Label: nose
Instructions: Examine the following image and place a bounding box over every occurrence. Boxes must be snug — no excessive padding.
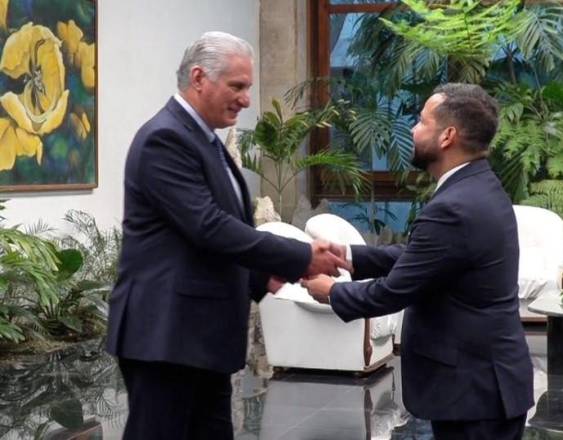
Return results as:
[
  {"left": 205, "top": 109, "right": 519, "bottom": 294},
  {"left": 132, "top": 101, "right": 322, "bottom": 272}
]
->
[{"left": 239, "top": 90, "right": 250, "bottom": 108}]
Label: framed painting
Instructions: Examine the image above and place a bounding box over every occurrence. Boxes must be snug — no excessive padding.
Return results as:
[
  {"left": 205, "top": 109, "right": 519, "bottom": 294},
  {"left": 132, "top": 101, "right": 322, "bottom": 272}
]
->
[{"left": 0, "top": 0, "right": 97, "bottom": 192}]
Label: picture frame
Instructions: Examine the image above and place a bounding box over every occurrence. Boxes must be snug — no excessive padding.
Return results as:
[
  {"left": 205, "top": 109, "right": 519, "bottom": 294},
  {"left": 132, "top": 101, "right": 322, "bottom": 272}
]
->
[{"left": 0, "top": 0, "right": 97, "bottom": 192}]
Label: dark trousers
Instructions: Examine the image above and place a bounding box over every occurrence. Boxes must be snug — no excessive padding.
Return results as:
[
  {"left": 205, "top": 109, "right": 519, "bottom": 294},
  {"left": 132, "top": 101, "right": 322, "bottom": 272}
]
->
[
  {"left": 431, "top": 414, "right": 526, "bottom": 440},
  {"left": 119, "top": 358, "right": 234, "bottom": 440}
]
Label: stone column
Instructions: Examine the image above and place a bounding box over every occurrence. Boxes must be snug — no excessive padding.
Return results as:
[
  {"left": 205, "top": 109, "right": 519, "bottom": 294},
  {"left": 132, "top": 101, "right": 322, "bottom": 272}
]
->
[
  {"left": 244, "top": 0, "right": 310, "bottom": 377},
  {"left": 259, "top": 0, "right": 309, "bottom": 221}
]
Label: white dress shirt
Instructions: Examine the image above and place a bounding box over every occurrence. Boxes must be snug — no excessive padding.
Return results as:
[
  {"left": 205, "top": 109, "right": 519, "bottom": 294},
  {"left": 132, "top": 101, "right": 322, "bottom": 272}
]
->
[
  {"left": 435, "top": 162, "right": 470, "bottom": 192},
  {"left": 173, "top": 94, "right": 244, "bottom": 209}
]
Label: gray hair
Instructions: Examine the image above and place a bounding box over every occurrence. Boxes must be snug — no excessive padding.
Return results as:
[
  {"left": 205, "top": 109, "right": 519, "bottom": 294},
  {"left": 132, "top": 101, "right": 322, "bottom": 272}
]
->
[{"left": 176, "top": 31, "right": 254, "bottom": 90}]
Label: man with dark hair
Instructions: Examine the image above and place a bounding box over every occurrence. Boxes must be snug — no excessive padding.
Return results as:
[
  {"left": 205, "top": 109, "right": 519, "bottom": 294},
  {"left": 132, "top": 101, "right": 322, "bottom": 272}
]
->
[{"left": 303, "top": 83, "right": 534, "bottom": 440}]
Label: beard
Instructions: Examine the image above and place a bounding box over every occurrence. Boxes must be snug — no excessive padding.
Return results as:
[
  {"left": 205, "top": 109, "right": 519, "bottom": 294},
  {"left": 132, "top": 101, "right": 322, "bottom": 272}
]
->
[{"left": 410, "top": 141, "right": 439, "bottom": 171}]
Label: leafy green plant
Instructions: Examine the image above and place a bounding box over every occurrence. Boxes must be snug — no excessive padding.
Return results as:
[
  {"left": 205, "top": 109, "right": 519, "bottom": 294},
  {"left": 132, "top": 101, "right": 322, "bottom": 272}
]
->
[
  {"left": 490, "top": 82, "right": 563, "bottom": 208},
  {"left": 0, "top": 304, "right": 25, "bottom": 343},
  {"left": 521, "top": 180, "right": 563, "bottom": 218},
  {"left": 345, "top": 202, "right": 398, "bottom": 235},
  {"left": 30, "top": 250, "right": 109, "bottom": 338},
  {"left": 0, "top": 204, "right": 114, "bottom": 345},
  {"left": 286, "top": 75, "right": 415, "bottom": 174},
  {"left": 0, "top": 205, "right": 63, "bottom": 344},
  {"left": 239, "top": 98, "right": 366, "bottom": 220},
  {"left": 286, "top": 74, "right": 417, "bottom": 231},
  {"left": 59, "top": 210, "right": 122, "bottom": 287},
  {"left": 347, "top": 0, "right": 563, "bottom": 215},
  {"left": 380, "top": 0, "right": 523, "bottom": 83}
]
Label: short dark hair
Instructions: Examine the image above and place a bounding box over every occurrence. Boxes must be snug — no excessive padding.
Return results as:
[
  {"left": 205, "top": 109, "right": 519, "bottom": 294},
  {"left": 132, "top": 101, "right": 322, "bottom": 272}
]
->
[{"left": 432, "top": 83, "right": 499, "bottom": 153}]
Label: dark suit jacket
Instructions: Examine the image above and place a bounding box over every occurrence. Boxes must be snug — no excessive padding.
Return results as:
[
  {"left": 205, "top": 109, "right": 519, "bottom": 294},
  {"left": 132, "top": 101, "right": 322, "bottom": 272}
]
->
[
  {"left": 106, "top": 98, "right": 310, "bottom": 374},
  {"left": 331, "top": 159, "right": 534, "bottom": 420}
]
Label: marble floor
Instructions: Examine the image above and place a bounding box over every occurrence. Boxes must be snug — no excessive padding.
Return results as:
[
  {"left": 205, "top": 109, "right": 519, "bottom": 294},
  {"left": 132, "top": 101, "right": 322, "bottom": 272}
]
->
[{"left": 0, "top": 331, "right": 560, "bottom": 439}]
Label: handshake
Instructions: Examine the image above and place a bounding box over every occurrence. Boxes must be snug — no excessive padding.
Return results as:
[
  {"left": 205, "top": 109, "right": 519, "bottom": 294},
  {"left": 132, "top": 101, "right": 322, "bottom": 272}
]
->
[
  {"left": 267, "top": 240, "right": 349, "bottom": 304},
  {"left": 258, "top": 215, "right": 364, "bottom": 304}
]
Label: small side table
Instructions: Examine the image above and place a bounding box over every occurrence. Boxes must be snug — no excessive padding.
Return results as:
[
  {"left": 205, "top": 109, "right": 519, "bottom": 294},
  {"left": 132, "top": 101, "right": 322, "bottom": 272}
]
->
[
  {"left": 528, "top": 294, "right": 563, "bottom": 431},
  {"left": 529, "top": 294, "right": 563, "bottom": 382}
]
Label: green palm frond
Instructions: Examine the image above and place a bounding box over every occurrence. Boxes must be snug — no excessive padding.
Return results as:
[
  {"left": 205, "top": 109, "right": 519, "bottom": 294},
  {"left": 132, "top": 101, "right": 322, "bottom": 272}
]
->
[
  {"left": 241, "top": 98, "right": 364, "bottom": 219},
  {"left": 0, "top": 305, "right": 25, "bottom": 343},
  {"left": 547, "top": 150, "right": 563, "bottom": 178},
  {"left": 491, "top": 119, "right": 546, "bottom": 202},
  {"left": 521, "top": 180, "right": 563, "bottom": 217},
  {"left": 381, "top": 0, "right": 521, "bottom": 59},
  {"left": 0, "top": 228, "right": 60, "bottom": 306},
  {"left": 383, "top": 41, "right": 433, "bottom": 95},
  {"left": 0, "top": 228, "right": 59, "bottom": 271},
  {"left": 0, "top": 316, "right": 25, "bottom": 342},
  {"left": 60, "top": 210, "right": 121, "bottom": 285},
  {"left": 253, "top": 99, "right": 342, "bottom": 163},
  {"left": 349, "top": 108, "right": 392, "bottom": 156},
  {"left": 284, "top": 77, "right": 332, "bottom": 109},
  {"left": 514, "top": 4, "right": 563, "bottom": 74},
  {"left": 24, "top": 219, "right": 54, "bottom": 237},
  {"left": 238, "top": 129, "right": 262, "bottom": 174},
  {"left": 490, "top": 79, "right": 563, "bottom": 203},
  {"left": 448, "top": 55, "right": 490, "bottom": 83},
  {"left": 292, "top": 150, "right": 367, "bottom": 195},
  {"left": 388, "top": 117, "right": 415, "bottom": 172}
]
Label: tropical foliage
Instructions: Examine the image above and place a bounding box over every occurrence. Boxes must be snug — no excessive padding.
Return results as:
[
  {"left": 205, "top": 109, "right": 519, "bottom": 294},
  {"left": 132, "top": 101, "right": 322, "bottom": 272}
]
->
[
  {"left": 337, "top": 0, "right": 563, "bottom": 216},
  {"left": 490, "top": 82, "right": 563, "bottom": 209},
  {"left": 0, "top": 0, "right": 96, "bottom": 187},
  {"left": 0, "top": 204, "right": 113, "bottom": 346},
  {"left": 59, "top": 210, "right": 121, "bottom": 288},
  {"left": 239, "top": 98, "right": 366, "bottom": 219}
]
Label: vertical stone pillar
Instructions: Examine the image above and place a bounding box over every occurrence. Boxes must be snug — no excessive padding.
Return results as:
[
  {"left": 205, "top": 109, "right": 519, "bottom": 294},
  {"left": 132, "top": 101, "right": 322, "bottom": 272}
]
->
[
  {"left": 244, "top": 1, "right": 309, "bottom": 378},
  {"left": 259, "top": 0, "right": 309, "bottom": 221}
]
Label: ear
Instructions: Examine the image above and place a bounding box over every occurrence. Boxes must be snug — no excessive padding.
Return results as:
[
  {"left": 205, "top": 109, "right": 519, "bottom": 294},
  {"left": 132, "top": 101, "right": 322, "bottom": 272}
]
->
[
  {"left": 439, "top": 126, "right": 457, "bottom": 150},
  {"left": 190, "top": 66, "right": 206, "bottom": 92}
]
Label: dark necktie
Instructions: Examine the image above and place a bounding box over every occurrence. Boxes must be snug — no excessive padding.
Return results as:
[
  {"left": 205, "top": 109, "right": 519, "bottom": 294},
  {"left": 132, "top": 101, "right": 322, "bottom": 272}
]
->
[
  {"left": 212, "top": 135, "right": 244, "bottom": 211},
  {"left": 213, "top": 135, "right": 229, "bottom": 169}
]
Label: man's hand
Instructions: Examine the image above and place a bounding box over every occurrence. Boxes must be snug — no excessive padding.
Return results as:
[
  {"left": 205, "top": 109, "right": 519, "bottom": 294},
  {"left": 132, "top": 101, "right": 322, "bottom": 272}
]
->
[
  {"left": 328, "top": 242, "right": 354, "bottom": 275},
  {"left": 328, "top": 243, "right": 347, "bottom": 262},
  {"left": 267, "top": 276, "right": 286, "bottom": 294},
  {"left": 306, "top": 240, "right": 352, "bottom": 277},
  {"left": 301, "top": 275, "right": 335, "bottom": 304}
]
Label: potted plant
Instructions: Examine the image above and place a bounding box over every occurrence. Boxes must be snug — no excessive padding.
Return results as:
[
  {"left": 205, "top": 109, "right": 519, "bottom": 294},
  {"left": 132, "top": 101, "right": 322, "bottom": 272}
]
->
[{"left": 239, "top": 98, "right": 366, "bottom": 222}]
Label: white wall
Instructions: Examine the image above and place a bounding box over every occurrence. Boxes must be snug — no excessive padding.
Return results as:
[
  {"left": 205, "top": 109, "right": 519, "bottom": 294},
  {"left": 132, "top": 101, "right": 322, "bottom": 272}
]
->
[{"left": 1, "top": 0, "right": 260, "bottom": 233}]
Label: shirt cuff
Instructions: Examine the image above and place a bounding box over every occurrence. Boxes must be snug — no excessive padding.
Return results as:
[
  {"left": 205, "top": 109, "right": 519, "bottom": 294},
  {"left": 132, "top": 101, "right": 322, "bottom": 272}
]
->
[{"left": 345, "top": 244, "right": 353, "bottom": 264}]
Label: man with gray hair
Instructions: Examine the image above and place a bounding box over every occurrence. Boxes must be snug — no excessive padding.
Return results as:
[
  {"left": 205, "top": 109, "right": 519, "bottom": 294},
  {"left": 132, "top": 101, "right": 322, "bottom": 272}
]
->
[{"left": 107, "top": 31, "right": 349, "bottom": 439}]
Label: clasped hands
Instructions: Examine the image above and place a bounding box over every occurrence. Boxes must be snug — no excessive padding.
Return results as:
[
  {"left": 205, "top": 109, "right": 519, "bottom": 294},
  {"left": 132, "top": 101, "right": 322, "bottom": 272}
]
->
[{"left": 267, "top": 241, "right": 349, "bottom": 305}]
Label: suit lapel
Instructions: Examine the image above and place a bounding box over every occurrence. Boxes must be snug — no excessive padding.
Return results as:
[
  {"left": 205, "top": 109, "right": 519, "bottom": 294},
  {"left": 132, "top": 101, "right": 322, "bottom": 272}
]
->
[
  {"left": 165, "top": 98, "right": 251, "bottom": 222},
  {"left": 222, "top": 150, "right": 253, "bottom": 223},
  {"left": 411, "top": 159, "right": 493, "bottom": 244},
  {"left": 432, "top": 159, "right": 491, "bottom": 198}
]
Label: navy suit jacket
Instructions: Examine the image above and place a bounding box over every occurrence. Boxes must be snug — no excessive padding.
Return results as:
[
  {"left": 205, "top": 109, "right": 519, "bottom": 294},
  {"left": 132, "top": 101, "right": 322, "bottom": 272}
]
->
[
  {"left": 106, "top": 98, "right": 310, "bottom": 374},
  {"left": 331, "top": 159, "right": 534, "bottom": 420}
]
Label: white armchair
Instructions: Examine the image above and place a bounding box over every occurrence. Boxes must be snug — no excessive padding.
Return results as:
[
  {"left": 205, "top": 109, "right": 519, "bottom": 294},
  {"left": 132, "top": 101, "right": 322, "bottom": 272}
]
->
[
  {"left": 513, "top": 205, "right": 563, "bottom": 320},
  {"left": 257, "top": 215, "right": 397, "bottom": 373}
]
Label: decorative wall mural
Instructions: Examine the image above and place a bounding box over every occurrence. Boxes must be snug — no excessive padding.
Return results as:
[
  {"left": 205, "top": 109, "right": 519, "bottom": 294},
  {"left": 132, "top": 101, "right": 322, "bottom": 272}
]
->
[{"left": 0, "top": 0, "right": 96, "bottom": 191}]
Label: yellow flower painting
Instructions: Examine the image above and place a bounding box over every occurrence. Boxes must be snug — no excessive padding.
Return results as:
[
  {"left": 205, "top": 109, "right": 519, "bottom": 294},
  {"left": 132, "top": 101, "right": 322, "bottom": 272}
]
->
[{"left": 0, "top": 0, "right": 96, "bottom": 191}]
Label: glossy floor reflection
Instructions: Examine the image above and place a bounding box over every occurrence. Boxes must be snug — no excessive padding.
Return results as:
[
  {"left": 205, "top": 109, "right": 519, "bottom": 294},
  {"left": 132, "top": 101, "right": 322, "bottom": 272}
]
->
[{"left": 0, "top": 332, "right": 560, "bottom": 439}]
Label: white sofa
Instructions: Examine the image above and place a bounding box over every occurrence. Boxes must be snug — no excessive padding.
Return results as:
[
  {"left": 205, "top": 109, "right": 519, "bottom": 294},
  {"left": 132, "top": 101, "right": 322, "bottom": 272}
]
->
[
  {"left": 513, "top": 205, "right": 563, "bottom": 321},
  {"left": 257, "top": 215, "right": 398, "bottom": 373}
]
